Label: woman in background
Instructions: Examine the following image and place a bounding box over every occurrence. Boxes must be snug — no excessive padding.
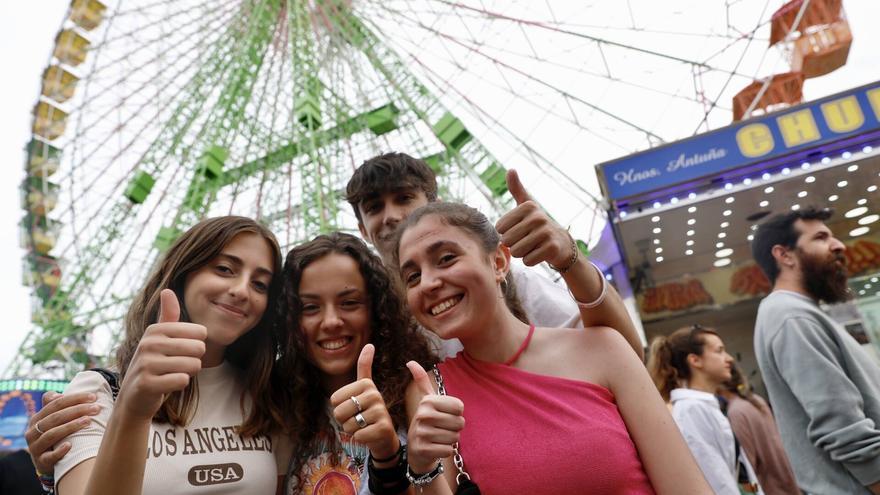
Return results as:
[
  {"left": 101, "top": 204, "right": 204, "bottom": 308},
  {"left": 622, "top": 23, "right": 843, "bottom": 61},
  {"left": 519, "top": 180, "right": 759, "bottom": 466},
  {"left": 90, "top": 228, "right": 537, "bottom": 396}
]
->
[{"left": 720, "top": 364, "right": 799, "bottom": 494}]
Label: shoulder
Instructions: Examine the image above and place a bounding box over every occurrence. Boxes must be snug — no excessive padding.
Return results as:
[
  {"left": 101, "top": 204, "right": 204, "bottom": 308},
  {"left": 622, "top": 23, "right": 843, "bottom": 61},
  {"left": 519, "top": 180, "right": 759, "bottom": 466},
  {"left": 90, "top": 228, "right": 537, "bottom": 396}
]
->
[
  {"left": 65, "top": 370, "right": 115, "bottom": 399},
  {"left": 531, "top": 326, "right": 640, "bottom": 387}
]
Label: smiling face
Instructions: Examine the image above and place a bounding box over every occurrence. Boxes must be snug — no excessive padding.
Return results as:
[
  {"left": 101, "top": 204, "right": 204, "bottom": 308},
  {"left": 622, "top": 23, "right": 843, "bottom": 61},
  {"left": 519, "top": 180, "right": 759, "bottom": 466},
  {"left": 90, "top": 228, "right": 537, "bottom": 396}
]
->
[
  {"left": 357, "top": 188, "right": 429, "bottom": 260},
  {"left": 398, "top": 214, "right": 507, "bottom": 340},
  {"left": 298, "top": 253, "right": 372, "bottom": 390},
  {"left": 183, "top": 232, "right": 273, "bottom": 360}
]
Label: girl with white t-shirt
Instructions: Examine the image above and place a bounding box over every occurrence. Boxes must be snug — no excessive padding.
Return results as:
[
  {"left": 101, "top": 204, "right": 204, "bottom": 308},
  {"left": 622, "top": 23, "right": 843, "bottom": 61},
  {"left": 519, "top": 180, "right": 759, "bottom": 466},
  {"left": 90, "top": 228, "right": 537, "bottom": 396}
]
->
[
  {"left": 648, "top": 325, "right": 762, "bottom": 495},
  {"left": 51, "top": 216, "right": 288, "bottom": 495}
]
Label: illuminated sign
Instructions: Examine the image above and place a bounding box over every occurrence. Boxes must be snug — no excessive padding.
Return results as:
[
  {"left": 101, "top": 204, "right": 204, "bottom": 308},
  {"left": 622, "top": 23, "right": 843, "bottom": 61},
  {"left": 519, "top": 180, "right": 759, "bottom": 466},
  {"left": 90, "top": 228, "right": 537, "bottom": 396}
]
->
[{"left": 598, "top": 81, "right": 880, "bottom": 200}]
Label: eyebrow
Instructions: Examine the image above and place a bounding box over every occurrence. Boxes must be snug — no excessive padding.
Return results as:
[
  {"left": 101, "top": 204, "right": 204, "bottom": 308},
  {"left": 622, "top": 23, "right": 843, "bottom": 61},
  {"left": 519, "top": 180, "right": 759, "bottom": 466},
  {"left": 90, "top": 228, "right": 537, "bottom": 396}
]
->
[
  {"left": 216, "top": 253, "right": 273, "bottom": 277},
  {"left": 299, "top": 288, "right": 363, "bottom": 299},
  {"left": 400, "top": 239, "right": 462, "bottom": 272}
]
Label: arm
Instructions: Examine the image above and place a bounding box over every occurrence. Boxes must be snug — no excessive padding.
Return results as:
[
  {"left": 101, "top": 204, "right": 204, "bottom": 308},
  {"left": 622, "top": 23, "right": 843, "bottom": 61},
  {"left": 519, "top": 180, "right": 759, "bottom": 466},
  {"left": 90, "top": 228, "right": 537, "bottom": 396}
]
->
[
  {"left": 595, "top": 328, "right": 712, "bottom": 495},
  {"left": 495, "top": 170, "right": 643, "bottom": 360},
  {"left": 58, "top": 290, "right": 206, "bottom": 495},
  {"left": 771, "top": 317, "right": 880, "bottom": 487}
]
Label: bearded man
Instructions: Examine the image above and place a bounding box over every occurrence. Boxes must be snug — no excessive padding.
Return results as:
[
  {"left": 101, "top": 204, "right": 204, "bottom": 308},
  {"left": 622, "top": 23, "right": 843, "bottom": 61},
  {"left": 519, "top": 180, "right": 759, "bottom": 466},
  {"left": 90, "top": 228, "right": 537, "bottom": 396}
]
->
[{"left": 752, "top": 206, "right": 880, "bottom": 495}]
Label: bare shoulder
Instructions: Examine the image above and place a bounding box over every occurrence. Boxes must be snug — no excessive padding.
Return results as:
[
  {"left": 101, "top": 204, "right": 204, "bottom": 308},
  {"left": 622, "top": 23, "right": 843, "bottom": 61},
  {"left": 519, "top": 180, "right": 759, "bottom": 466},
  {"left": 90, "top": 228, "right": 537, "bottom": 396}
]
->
[{"left": 524, "top": 326, "right": 637, "bottom": 388}]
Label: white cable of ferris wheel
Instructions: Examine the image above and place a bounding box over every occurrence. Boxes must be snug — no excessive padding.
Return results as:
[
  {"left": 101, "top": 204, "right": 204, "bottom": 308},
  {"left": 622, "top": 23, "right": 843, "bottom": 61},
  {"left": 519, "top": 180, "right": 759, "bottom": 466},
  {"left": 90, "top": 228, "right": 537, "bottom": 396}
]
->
[
  {"left": 376, "top": 12, "right": 666, "bottom": 146},
  {"left": 430, "top": 0, "right": 758, "bottom": 78},
  {"left": 377, "top": 4, "right": 710, "bottom": 130},
  {"left": 398, "top": 46, "right": 604, "bottom": 208},
  {"left": 370, "top": 3, "right": 709, "bottom": 108},
  {"left": 688, "top": 0, "right": 773, "bottom": 132}
]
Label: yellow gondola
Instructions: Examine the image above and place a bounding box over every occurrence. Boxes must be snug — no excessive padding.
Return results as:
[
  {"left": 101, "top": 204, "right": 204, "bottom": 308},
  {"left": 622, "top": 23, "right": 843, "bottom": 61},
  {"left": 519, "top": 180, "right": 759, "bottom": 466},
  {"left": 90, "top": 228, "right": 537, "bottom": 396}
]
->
[
  {"left": 41, "top": 65, "right": 80, "bottom": 103},
  {"left": 53, "top": 29, "right": 90, "bottom": 67},
  {"left": 26, "top": 139, "right": 61, "bottom": 177},
  {"left": 33, "top": 101, "right": 69, "bottom": 140},
  {"left": 70, "top": 0, "right": 107, "bottom": 31}
]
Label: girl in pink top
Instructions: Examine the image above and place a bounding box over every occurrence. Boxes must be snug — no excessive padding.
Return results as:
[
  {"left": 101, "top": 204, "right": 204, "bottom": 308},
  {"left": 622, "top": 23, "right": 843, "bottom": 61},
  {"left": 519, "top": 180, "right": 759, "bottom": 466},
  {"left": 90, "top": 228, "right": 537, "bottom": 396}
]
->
[{"left": 391, "top": 177, "right": 711, "bottom": 495}]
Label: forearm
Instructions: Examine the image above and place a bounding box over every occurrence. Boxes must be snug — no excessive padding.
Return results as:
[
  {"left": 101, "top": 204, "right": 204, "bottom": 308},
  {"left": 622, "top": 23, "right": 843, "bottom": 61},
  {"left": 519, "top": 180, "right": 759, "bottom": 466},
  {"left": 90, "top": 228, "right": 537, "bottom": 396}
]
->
[
  {"left": 83, "top": 411, "right": 151, "bottom": 495},
  {"left": 562, "top": 257, "right": 644, "bottom": 359}
]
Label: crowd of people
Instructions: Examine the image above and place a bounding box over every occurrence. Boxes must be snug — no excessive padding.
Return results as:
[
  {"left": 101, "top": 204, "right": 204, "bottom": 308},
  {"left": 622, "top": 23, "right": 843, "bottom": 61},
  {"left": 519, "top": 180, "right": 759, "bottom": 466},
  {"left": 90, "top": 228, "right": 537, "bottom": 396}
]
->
[{"left": 13, "top": 152, "right": 880, "bottom": 494}]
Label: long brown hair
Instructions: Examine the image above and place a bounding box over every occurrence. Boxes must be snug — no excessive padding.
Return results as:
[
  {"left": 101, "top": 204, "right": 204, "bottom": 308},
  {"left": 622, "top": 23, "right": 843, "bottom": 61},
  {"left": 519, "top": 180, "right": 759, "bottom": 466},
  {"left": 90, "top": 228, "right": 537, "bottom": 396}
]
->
[
  {"left": 117, "top": 216, "right": 284, "bottom": 435},
  {"left": 274, "top": 232, "right": 436, "bottom": 489},
  {"left": 647, "top": 325, "right": 721, "bottom": 401},
  {"left": 390, "top": 201, "right": 529, "bottom": 324}
]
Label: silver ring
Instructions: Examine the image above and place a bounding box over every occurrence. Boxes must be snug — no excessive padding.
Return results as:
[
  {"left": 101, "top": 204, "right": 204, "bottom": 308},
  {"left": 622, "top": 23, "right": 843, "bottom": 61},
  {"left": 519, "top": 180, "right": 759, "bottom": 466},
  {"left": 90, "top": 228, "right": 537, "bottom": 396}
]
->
[
  {"left": 34, "top": 421, "right": 45, "bottom": 435},
  {"left": 350, "top": 395, "right": 362, "bottom": 413},
  {"left": 354, "top": 412, "right": 368, "bottom": 429}
]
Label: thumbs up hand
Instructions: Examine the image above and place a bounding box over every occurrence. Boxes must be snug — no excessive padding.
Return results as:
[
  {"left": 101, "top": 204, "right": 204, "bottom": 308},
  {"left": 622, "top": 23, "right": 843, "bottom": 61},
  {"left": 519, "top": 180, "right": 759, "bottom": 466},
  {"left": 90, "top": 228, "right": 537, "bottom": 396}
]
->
[
  {"left": 495, "top": 169, "right": 575, "bottom": 269},
  {"left": 405, "top": 361, "right": 465, "bottom": 473},
  {"left": 117, "top": 289, "right": 207, "bottom": 421},
  {"left": 330, "top": 344, "right": 400, "bottom": 462}
]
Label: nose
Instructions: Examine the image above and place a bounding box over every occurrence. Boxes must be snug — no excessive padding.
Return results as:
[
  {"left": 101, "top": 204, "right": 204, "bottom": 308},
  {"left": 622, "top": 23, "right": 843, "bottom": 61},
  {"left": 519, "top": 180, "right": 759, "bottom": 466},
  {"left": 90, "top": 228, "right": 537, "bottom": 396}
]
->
[
  {"left": 383, "top": 204, "right": 405, "bottom": 227},
  {"left": 227, "top": 276, "right": 249, "bottom": 300},
  {"left": 320, "top": 306, "right": 344, "bottom": 331},
  {"left": 419, "top": 267, "right": 443, "bottom": 294},
  {"left": 830, "top": 236, "right": 846, "bottom": 253}
]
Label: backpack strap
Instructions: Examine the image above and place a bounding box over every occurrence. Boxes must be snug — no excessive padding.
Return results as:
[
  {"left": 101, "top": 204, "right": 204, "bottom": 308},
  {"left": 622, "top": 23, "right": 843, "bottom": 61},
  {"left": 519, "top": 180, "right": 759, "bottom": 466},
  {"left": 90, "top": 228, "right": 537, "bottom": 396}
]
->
[{"left": 87, "top": 367, "right": 120, "bottom": 401}]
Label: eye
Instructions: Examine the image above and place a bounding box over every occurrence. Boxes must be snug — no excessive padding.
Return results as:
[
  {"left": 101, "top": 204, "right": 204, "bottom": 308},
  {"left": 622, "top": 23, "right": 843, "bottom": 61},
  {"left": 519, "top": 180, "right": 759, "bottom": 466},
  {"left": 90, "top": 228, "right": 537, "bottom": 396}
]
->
[
  {"left": 364, "top": 202, "right": 381, "bottom": 214},
  {"left": 252, "top": 280, "right": 269, "bottom": 293},
  {"left": 301, "top": 303, "right": 319, "bottom": 314},
  {"left": 342, "top": 299, "right": 363, "bottom": 308},
  {"left": 405, "top": 271, "right": 421, "bottom": 287},
  {"left": 438, "top": 253, "right": 457, "bottom": 264},
  {"left": 215, "top": 264, "right": 233, "bottom": 274}
]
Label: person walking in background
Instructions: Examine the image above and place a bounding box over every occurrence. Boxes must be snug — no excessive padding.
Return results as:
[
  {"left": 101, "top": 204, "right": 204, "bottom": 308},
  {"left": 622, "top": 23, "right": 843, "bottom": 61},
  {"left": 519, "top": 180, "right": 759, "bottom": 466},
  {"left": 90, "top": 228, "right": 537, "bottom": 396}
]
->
[
  {"left": 719, "top": 364, "right": 799, "bottom": 495},
  {"left": 648, "top": 325, "right": 760, "bottom": 495},
  {"left": 752, "top": 207, "right": 880, "bottom": 494}
]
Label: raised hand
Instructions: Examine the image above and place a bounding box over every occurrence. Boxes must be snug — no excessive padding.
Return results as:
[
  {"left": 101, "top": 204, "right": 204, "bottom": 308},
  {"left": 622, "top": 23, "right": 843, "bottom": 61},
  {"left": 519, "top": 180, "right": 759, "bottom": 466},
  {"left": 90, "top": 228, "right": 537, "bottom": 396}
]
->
[
  {"left": 117, "top": 289, "right": 206, "bottom": 421},
  {"left": 405, "top": 361, "right": 465, "bottom": 473},
  {"left": 330, "top": 344, "right": 400, "bottom": 461},
  {"left": 495, "top": 169, "right": 575, "bottom": 268},
  {"left": 26, "top": 391, "right": 100, "bottom": 474}
]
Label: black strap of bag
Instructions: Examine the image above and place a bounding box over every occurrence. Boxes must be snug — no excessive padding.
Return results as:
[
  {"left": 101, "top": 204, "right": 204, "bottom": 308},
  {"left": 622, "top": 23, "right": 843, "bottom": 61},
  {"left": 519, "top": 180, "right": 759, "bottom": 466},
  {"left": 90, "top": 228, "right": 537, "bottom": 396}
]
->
[{"left": 431, "top": 366, "right": 481, "bottom": 495}]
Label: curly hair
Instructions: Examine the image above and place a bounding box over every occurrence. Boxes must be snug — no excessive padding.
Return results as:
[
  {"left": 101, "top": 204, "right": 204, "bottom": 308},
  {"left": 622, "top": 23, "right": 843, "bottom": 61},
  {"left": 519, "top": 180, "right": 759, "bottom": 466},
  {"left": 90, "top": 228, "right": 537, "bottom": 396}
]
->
[
  {"left": 273, "top": 232, "right": 437, "bottom": 490},
  {"left": 117, "top": 216, "right": 284, "bottom": 436}
]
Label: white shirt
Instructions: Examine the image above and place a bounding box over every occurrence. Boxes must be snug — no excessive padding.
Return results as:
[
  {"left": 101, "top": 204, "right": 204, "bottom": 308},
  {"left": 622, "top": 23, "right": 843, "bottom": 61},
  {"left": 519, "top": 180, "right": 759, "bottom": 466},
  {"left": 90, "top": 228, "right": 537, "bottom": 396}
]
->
[{"left": 671, "top": 388, "right": 763, "bottom": 495}]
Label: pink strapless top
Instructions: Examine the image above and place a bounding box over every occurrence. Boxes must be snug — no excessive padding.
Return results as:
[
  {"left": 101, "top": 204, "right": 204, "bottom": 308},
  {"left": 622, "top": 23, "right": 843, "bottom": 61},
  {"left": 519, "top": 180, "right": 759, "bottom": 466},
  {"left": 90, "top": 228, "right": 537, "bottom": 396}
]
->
[{"left": 438, "top": 353, "right": 655, "bottom": 494}]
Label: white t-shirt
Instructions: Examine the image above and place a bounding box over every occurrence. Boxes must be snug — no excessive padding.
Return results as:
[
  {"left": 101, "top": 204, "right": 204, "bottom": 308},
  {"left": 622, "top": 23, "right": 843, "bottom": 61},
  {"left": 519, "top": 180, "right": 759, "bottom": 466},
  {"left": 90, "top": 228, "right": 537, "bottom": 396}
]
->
[
  {"left": 439, "top": 262, "right": 581, "bottom": 357},
  {"left": 55, "top": 362, "right": 285, "bottom": 495},
  {"left": 670, "top": 388, "right": 762, "bottom": 495}
]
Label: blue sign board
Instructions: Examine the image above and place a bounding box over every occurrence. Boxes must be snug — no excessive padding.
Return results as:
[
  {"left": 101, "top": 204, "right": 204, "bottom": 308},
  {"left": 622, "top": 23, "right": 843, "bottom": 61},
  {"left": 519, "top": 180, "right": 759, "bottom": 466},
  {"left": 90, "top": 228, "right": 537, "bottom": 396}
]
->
[{"left": 598, "top": 81, "right": 880, "bottom": 200}]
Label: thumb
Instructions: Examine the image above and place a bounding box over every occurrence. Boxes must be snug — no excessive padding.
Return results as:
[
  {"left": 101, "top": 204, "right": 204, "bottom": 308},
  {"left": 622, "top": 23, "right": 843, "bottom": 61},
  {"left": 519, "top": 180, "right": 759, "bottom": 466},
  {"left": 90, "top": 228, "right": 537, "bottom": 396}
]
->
[
  {"left": 506, "top": 169, "right": 532, "bottom": 205},
  {"left": 357, "top": 344, "right": 374, "bottom": 381},
  {"left": 407, "top": 361, "right": 435, "bottom": 397},
  {"left": 158, "top": 289, "right": 181, "bottom": 324}
]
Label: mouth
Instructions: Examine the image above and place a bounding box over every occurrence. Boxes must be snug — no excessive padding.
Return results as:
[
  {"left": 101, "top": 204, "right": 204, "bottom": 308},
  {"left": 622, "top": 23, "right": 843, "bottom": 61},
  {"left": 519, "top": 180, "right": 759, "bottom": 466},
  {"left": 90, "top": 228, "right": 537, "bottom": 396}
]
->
[
  {"left": 430, "top": 295, "right": 463, "bottom": 316},
  {"left": 318, "top": 336, "right": 353, "bottom": 351},
  {"left": 214, "top": 302, "right": 247, "bottom": 318}
]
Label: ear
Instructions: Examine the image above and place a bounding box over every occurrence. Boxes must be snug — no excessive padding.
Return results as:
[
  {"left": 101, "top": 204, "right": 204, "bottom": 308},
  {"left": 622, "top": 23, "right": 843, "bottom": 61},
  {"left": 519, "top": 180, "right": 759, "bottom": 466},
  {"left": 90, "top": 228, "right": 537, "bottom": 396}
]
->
[
  {"left": 771, "top": 244, "right": 797, "bottom": 270},
  {"left": 686, "top": 352, "right": 702, "bottom": 371},
  {"left": 493, "top": 243, "right": 512, "bottom": 283}
]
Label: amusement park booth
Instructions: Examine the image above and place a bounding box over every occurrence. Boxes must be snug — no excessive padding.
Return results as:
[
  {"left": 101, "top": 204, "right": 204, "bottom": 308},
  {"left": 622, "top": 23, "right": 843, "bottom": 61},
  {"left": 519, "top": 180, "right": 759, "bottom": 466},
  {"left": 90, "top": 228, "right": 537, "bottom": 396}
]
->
[{"left": 596, "top": 81, "right": 880, "bottom": 390}]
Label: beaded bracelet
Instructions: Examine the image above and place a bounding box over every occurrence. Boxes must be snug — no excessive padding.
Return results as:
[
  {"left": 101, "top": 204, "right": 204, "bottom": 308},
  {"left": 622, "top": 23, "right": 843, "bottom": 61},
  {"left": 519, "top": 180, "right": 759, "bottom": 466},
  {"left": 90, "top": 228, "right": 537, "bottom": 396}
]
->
[{"left": 37, "top": 469, "right": 55, "bottom": 494}]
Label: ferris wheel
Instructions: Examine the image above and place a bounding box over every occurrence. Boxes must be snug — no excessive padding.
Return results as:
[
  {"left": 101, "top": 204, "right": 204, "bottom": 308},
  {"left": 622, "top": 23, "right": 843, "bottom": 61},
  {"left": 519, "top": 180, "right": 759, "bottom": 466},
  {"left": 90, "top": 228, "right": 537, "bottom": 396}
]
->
[{"left": 11, "top": 0, "right": 785, "bottom": 377}]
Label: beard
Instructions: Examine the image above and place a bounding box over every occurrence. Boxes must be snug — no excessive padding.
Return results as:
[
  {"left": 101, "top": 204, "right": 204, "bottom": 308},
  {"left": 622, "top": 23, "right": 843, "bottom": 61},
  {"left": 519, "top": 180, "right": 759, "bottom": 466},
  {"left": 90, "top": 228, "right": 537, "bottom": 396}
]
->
[{"left": 798, "top": 248, "right": 850, "bottom": 304}]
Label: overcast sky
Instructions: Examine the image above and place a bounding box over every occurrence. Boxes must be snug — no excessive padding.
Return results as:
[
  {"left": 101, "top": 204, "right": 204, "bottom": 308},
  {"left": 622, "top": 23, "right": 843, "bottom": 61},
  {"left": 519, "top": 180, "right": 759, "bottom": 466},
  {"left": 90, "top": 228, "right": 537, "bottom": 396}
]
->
[{"left": 2, "top": 1, "right": 878, "bottom": 374}]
